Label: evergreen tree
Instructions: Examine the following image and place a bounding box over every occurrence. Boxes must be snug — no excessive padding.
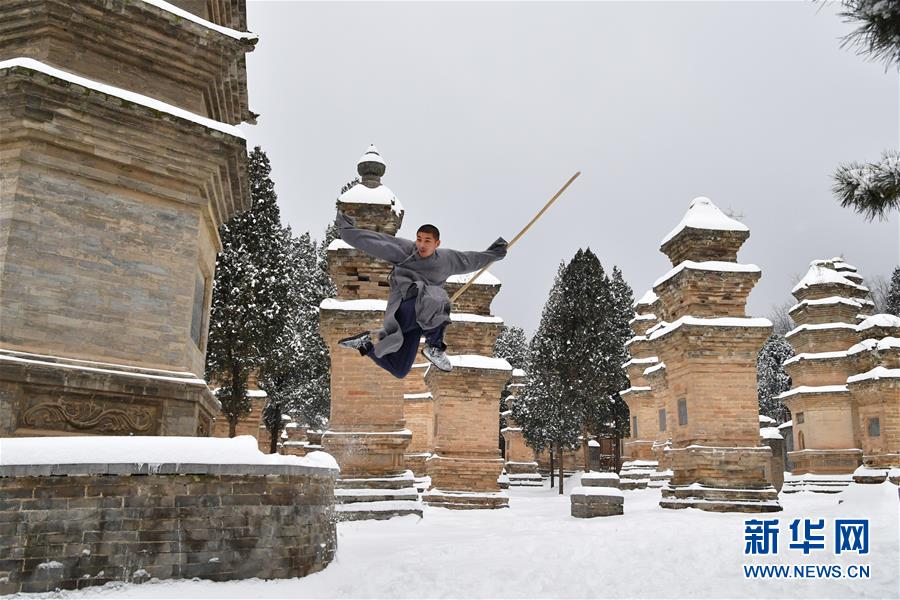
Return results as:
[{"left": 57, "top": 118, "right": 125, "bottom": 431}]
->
[
  {"left": 513, "top": 250, "right": 633, "bottom": 492},
  {"left": 206, "top": 146, "right": 294, "bottom": 437},
  {"left": 493, "top": 326, "right": 529, "bottom": 370},
  {"left": 830, "top": 2, "right": 900, "bottom": 220},
  {"left": 886, "top": 266, "right": 900, "bottom": 316},
  {"left": 757, "top": 334, "right": 795, "bottom": 424}
]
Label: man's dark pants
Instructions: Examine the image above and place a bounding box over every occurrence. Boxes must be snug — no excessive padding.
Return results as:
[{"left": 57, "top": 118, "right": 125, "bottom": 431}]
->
[{"left": 365, "top": 296, "right": 447, "bottom": 379}]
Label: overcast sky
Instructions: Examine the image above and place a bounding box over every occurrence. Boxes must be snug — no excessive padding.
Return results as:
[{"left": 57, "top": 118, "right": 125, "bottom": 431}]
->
[{"left": 240, "top": 1, "right": 898, "bottom": 336}]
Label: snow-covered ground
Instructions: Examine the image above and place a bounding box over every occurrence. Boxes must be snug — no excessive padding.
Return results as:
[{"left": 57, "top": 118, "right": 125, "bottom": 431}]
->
[{"left": 14, "top": 478, "right": 898, "bottom": 599}]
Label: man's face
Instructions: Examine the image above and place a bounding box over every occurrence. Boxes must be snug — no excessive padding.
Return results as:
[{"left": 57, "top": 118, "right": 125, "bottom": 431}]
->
[{"left": 416, "top": 231, "right": 440, "bottom": 258}]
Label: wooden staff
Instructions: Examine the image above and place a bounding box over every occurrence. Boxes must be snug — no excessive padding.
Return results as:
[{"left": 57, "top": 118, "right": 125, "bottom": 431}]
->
[{"left": 449, "top": 171, "right": 581, "bottom": 303}]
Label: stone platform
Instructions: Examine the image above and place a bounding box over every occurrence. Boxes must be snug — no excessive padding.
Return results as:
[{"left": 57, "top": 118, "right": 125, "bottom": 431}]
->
[
  {"left": 333, "top": 470, "right": 423, "bottom": 521},
  {"left": 421, "top": 489, "right": 509, "bottom": 510}
]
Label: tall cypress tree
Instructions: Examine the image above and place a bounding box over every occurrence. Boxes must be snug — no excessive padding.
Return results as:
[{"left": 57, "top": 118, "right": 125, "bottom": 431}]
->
[
  {"left": 493, "top": 325, "right": 529, "bottom": 450},
  {"left": 513, "top": 250, "right": 632, "bottom": 492},
  {"left": 206, "top": 146, "right": 294, "bottom": 437}
]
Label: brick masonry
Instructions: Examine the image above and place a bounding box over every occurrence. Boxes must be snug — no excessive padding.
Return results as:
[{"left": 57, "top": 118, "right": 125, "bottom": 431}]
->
[{"left": 0, "top": 463, "right": 337, "bottom": 594}]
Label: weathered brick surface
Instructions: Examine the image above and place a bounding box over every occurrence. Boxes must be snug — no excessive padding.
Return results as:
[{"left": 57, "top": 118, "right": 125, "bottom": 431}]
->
[
  {"left": 0, "top": 0, "right": 255, "bottom": 125},
  {"left": 0, "top": 469, "right": 337, "bottom": 594}
]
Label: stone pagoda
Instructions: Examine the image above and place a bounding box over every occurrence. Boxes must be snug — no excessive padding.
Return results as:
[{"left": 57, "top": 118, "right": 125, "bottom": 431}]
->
[
  {"left": 620, "top": 289, "right": 668, "bottom": 489},
  {"left": 501, "top": 368, "right": 543, "bottom": 486},
  {"left": 642, "top": 197, "right": 780, "bottom": 512},
  {"left": 0, "top": 0, "right": 255, "bottom": 438},
  {"left": 422, "top": 272, "right": 513, "bottom": 509},
  {"left": 319, "top": 146, "right": 421, "bottom": 520},
  {"left": 779, "top": 258, "right": 899, "bottom": 489}
]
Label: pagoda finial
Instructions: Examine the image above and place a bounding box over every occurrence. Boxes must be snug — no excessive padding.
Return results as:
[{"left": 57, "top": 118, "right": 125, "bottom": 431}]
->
[{"left": 357, "top": 144, "right": 386, "bottom": 185}]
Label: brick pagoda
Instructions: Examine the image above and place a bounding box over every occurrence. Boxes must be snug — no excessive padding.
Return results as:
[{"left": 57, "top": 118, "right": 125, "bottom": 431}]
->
[{"left": 643, "top": 197, "right": 780, "bottom": 512}]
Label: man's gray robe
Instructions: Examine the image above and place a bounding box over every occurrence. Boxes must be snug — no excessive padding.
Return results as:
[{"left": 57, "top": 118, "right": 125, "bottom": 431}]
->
[{"left": 336, "top": 211, "right": 508, "bottom": 358}]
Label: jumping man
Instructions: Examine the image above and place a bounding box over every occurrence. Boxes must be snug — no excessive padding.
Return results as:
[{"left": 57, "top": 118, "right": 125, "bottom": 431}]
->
[{"left": 335, "top": 211, "right": 508, "bottom": 377}]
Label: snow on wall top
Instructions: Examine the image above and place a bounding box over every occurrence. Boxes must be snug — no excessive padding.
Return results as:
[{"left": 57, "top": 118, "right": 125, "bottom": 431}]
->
[
  {"left": 648, "top": 316, "right": 772, "bottom": 341},
  {"left": 426, "top": 355, "right": 512, "bottom": 372},
  {"left": 622, "top": 356, "right": 660, "bottom": 368},
  {"left": 847, "top": 366, "right": 900, "bottom": 384},
  {"left": 450, "top": 313, "right": 503, "bottom": 324},
  {"left": 857, "top": 314, "right": 900, "bottom": 331},
  {"left": 512, "top": 368, "right": 526, "bottom": 377},
  {"left": 643, "top": 362, "right": 666, "bottom": 376},
  {"left": 0, "top": 435, "right": 338, "bottom": 470},
  {"left": 446, "top": 270, "right": 501, "bottom": 286},
  {"left": 785, "top": 322, "right": 858, "bottom": 338},
  {"left": 789, "top": 296, "right": 863, "bottom": 313},
  {"left": 0, "top": 58, "right": 245, "bottom": 139},
  {"left": 629, "top": 313, "right": 657, "bottom": 324},
  {"left": 328, "top": 239, "right": 354, "bottom": 251},
  {"left": 660, "top": 197, "right": 749, "bottom": 247},
  {"left": 791, "top": 265, "right": 868, "bottom": 295},
  {"left": 758, "top": 415, "right": 776, "bottom": 424},
  {"left": 142, "top": 0, "right": 258, "bottom": 40},
  {"left": 776, "top": 385, "right": 849, "bottom": 400},
  {"left": 653, "top": 260, "right": 760, "bottom": 289},
  {"left": 404, "top": 392, "right": 433, "bottom": 400},
  {"left": 778, "top": 420, "right": 792, "bottom": 429},
  {"left": 848, "top": 337, "right": 900, "bottom": 354},
  {"left": 338, "top": 182, "right": 403, "bottom": 216},
  {"left": 320, "top": 298, "right": 388, "bottom": 312},
  {"left": 634, "top": 290, "right": 659, "bottom": 307}
]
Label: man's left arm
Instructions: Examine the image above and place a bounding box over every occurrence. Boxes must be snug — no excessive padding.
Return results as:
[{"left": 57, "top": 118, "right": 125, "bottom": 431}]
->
[{"left": 443, "top": 237, "right": 509, "bottom": 275}]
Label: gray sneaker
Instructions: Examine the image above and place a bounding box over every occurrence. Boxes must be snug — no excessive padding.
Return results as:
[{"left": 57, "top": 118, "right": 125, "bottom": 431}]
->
[
  {"left": 339, "top": 331, "right": 373, "bottom": 355},
  {"left": 422, "top": 345, "right": 453, "bottom": 372}
]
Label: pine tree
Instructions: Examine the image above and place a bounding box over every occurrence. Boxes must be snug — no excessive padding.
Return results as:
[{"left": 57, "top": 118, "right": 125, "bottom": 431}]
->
[
  {"left": 886, "top": 266, "right": 900, "bottom": 316},
  {"left": 757, "top": 334, "right": 795, "bottom": 424},
  {"left": 830, "top": 3, "right": 900, "bottom": 220},
  {"left": 206, "top": 146, "right": 295, "bottom": 438}
]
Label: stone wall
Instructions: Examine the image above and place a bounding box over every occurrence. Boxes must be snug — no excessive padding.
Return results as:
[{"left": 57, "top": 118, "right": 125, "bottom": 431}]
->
[{"left": 0, "top": 463, "right": 337, "bottom": 594}]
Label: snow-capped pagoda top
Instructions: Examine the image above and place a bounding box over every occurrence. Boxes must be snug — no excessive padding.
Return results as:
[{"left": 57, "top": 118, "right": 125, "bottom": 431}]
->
[
  {"left": 790, "top": 263, "right": 869, "bottom": 304},
  {"left": 810, "top": 257, "right": 864, "bottom": 284},
  {"left": 659, "top": 197, "right": 750, "bottom": 266},
  {"left": 337, "top": 145, "right": 404, "bottom": 234}
]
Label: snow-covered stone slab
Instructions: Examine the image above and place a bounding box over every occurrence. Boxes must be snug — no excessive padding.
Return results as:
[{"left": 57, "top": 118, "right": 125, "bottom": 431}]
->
[
  {"left": 629, "top": 313, "right": 657, "bottom": 324},
  {"left": 660, "top": 197, "right": 749, "bottom": 246},
  {"left": 512, "top": 368, "right": 526, "bottom": 377},
  {"left": 404, "top": 392, "right": 433, "bottom": 400},
  {"left": 852, "top": 465, "right": 889, "bottom": 484},
  {"left": 434, "top": 355, "right": 512, "bottom": 371},
  {"left": 759, "top": 415, "right": 777, "bottom": 425},
  {"left": 580, "top": 472, "right": 620, "bottom": 488},
  {"left": 327, "top": 239, "right": 354, "bottom": 251},
  {"left": 788, "top": 296, "right": 863, "bottom": 313},
  {"left": 570, "top": 486, "right": 624, "bottom": 517},
  {"left": 334, "top": 500, "right": 423, "bottom": 521},
  {"left": 0, "top": 58, "right": 245, "bottom": 138}
]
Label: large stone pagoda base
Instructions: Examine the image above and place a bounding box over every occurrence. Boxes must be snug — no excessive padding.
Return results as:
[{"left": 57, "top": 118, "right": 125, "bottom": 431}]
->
[
  {"left": 423, "top": 359, "right": 511, "bottom": 510},
  {"left": 659, "top": 446, "right": 781, "bottom": 512},
  {"left": 0, "top": 349, "right": 219, "bottom": 438}
]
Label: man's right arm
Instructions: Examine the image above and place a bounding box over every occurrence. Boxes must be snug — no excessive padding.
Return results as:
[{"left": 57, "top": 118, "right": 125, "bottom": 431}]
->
[{"left": 335, "top": 211, "right": 416, "bottom": 264}]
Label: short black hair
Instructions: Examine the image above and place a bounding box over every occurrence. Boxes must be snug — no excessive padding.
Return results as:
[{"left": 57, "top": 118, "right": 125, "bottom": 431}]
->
[{"left": 417, "top": 224, "right": 440, "bottom": 240}]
